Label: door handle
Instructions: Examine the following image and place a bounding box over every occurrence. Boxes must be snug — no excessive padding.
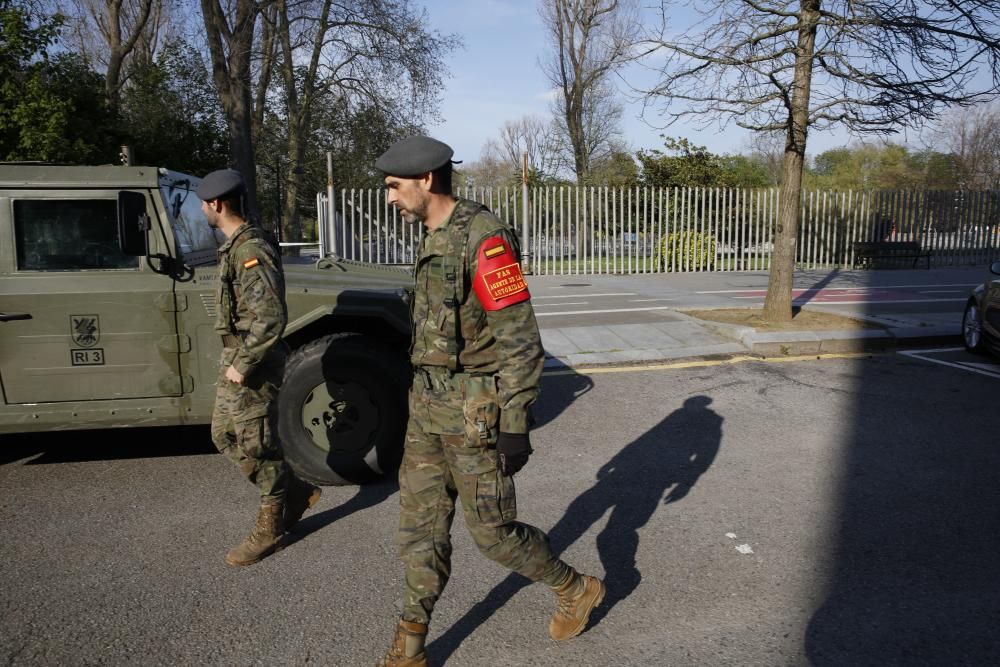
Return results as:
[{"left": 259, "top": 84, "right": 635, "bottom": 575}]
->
[{"left": 0, "top": 312, "right": 32, "bottom": 322}]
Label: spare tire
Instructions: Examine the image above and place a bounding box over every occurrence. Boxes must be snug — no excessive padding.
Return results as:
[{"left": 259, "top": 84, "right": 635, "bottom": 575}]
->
[{"left": 277, "top": 333, "right": 409, "bottom": 486}]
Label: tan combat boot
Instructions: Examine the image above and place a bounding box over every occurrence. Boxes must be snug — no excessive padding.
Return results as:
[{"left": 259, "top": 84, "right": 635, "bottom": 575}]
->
[
  {"left": 284, "top": 476, "right": 322, "bottom": 532},
  {"left": 549, "top": 573, "right": 606, "bottom": 641},
  {"left": 224, "top": 501, "right": 288, "bottom": 566},
  {"left": 375, "top": 619, "right": 428, "bottom": 667}
]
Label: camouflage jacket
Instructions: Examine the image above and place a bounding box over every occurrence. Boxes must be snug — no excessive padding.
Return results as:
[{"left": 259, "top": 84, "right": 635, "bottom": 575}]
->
[
  {"left": 215, "top": 223, "right": 287, "bottom": 376},
  {"left": 411, "top": 198, "right": 543, "bottom": 434}
]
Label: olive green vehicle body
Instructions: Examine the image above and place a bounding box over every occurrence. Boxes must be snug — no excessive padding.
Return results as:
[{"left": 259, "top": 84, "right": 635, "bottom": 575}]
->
[{"left": 0, "top": 165, "right": 412, "bottom": 482}]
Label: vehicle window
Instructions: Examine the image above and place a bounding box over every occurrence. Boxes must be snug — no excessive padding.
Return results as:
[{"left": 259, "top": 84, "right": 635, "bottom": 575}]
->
[
  {"left": 13, "top": 199, "right": 140, "bottom": 271},
  {"left": 161, "top": 184, "right": 222, "bottom": 263}
]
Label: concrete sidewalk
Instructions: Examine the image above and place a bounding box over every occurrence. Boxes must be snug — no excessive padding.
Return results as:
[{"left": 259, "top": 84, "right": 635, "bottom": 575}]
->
[{"left": 528, "top": 267, "right": 981, "bottom": 368}]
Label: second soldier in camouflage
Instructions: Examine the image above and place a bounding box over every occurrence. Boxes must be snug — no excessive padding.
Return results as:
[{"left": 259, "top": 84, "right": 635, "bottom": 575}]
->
[{"left": 198, "top": 169, "right": 322, "bottom": 567}]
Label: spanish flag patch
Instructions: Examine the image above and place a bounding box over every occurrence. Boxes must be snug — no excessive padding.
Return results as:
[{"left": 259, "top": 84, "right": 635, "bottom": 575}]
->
[
  {"left": 483, "top": 244, "right": 506, "bottom": 259},
  {"left": 242, "top": 257, "right": 260, "bottom": 269}
]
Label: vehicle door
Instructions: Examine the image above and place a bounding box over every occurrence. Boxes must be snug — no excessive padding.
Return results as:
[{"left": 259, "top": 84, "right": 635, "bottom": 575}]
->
[
  {"left": 984, "top": 263, "right": 1000, "bottom": 341},
  {"left": 158, "top": 178, "right": 227, "bottom": 404},
  {"left": 0, "top": 189, "right": 183, "bottom": 404}
]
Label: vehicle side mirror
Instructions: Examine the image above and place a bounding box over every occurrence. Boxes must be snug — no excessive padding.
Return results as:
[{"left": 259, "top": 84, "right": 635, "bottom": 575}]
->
[
  {"left": 990, "top": 260, "right": 1000, "bottom": 276},
  {"left": 117, "top": 191, "right": 150, "bottom": 256}
]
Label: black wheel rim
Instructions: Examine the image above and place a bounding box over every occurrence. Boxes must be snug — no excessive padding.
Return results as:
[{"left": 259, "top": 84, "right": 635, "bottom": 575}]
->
[
  {"left": 300, "top": 379, "right": 380, "bottom": 457},
  {"left": 964, "top": 304, "right": 981, "bottom": 348}
]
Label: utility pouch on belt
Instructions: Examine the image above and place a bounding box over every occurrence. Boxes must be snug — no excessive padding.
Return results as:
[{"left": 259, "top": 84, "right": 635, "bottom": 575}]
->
[{"left": 462, "top": 375, "right": 499, "bottom": 447}]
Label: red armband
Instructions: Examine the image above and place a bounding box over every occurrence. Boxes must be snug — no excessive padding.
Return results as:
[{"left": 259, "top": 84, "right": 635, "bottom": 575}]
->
[{"left": 472, "top": 236, "right": 530, "bottom": 311}]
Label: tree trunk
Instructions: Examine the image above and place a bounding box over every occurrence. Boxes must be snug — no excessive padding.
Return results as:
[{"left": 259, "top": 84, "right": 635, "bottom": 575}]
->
[
  {"left": 281, "top": 132, "right": 306, "bottom": 256},
  {"left": 201, "top": 0, "right": 261, "bottom": 223},
  {"left": 762, "top": 0, "right": 820, "bottom": 323},
  {"left": 102, "top": 0, "right": 156, "bottom": 112},
  {"left": 567, "top": 94, "right": 589, "bottom": 182},
  {"left": 275, "top": 0, "right": 330, "bottom": 256},
  {"left": 252, "top": 2, "right": 278, "bottom": 142}
]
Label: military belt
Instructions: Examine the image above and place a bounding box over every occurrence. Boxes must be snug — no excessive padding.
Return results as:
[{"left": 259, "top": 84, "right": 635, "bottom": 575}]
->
[
  {"left": 221, "top": 332, "right": 246, "bottom": 348},
  {"left": 414, "top": 366, "right": 490, "bottom": 393}
]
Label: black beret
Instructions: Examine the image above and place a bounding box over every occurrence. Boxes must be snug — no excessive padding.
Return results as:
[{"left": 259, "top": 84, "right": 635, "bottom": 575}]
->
[
  {"left": 196, "top": 169, "right": 246, "bottom": 201},
  {"left": 375, "top": 136, "right": 458, "bottom": 177}
]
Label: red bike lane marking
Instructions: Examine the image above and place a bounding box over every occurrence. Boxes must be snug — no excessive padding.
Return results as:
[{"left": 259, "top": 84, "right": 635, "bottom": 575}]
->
[{"left": 730, "top": 287, "right": 964, "bottom": 303}]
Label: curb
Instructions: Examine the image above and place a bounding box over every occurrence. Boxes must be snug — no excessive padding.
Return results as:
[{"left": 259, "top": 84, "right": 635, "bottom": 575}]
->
[{"left": 692, "top": 317, "right": 960, "bottom": 357}]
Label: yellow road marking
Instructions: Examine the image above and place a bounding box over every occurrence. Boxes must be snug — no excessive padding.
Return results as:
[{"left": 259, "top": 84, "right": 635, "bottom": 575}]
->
[{"left": 543, "top": 352, "right": 872, "bottom": 376}]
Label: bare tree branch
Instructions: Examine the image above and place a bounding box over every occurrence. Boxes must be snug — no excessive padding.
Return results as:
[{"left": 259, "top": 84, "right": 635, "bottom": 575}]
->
[
  {"left": 636, "top": 0, "right": 1000, "bottom": 322},
  {"left": 540, "top": 0, "right": 639, "bottom": 182}
]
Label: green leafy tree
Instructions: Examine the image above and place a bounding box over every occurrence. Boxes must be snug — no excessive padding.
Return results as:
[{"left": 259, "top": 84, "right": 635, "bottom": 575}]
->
[
  {"left": 587, "top": 149, "right": 639, "bottom": 187},
  {"left": 911, "top": 150, "right": 960, "bottom": 190},
  {"left": 0, "top": 2, "right": 117, "bottom": 162},
  {"left": 638, "top": 137, "right": 723, "bottom": 187},
  {"left": 808, "top": 143, "right": 960, "bottom": 190},
  {"left": 718, "top": 155, "right": 773, "bottom": 188},
  {"left": 119, "top": 39, "right": 228, "bottom": 174},
  {"left": 638, "top": 137, "right": 770, "bottom": 188}
]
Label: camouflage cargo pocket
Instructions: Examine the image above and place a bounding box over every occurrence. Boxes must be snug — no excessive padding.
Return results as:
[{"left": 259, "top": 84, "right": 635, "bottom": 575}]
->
[
  {"left": 235, "top": 415, "right": 278, "bottom": 461},
  {"left": 418, "top": 388, "right": 464, "bottom": 435},
  {"left": 473, "top": 468, "right": 517, "bottom": 528},
  {"left": 235, "top": 380, "right": 273, "bottom": 421}
]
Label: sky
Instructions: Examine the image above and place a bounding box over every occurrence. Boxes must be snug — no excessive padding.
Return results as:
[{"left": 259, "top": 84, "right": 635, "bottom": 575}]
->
[{"left": 417, "top": 0, "right": 862, "bottom": 166}]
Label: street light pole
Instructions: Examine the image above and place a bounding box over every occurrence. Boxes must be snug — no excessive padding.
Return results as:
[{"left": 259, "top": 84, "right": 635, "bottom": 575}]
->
[{"left": 521, "top": 151, "right": 531, "bottom": 274}]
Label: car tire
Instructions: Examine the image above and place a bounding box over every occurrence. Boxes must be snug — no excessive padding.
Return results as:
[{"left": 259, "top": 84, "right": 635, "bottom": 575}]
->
[
  {"left": 962, "top": 299, "right": 987, "bottom": 355},
  {"left": 277, "top": 333, "right": 409, "bottom": 486}
]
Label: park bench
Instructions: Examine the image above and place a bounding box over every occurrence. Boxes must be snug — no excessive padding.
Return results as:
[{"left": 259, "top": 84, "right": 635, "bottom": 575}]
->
[{"left": 852, "top": 240, "right": 932, "bottom": 269}]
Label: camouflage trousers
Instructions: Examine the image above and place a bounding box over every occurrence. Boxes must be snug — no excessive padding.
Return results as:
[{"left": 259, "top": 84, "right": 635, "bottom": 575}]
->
[
  {"left": 397, "top": 372, "right": 573, "bottom": 625},
  {"left": 210, "top": 347, "right": 289, "bottom": 502}
]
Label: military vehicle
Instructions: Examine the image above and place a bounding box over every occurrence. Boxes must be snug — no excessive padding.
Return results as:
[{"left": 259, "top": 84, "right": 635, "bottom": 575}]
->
[{"left": 0, "top": 164, "right": 412, "bottom": 486}]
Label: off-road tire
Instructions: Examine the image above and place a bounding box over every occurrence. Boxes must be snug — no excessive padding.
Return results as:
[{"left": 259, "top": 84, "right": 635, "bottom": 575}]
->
[{"left": 278, "top": 333, "right": 409, "bottom": 486}]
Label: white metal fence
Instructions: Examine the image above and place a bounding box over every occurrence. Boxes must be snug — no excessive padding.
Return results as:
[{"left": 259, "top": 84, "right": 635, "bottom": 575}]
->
[{"left": 314, "top": 187, "right": 1000, "bottom": 273}]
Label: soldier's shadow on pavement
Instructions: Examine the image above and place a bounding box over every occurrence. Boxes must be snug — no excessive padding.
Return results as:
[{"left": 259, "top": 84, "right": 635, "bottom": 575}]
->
[
  {"left": 531, "top": 361, "right": 595, "bottom": 429},
  {"left": 291, "top": 477, "right": 399, "bottom": 541},
  {"left": 428, "top": 392, "right": 723, "bottom": 664}
]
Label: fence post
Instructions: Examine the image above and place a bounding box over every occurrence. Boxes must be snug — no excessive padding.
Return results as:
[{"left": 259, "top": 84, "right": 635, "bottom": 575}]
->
[
  {"left": 521, "top": 152, "right": 532, "bottom": 274},
  {"left": 326, "top": 151, "right": 338, "bottom": 260},
  {"left": 316, "top": 192, "right": 326, "bottom": 256}
]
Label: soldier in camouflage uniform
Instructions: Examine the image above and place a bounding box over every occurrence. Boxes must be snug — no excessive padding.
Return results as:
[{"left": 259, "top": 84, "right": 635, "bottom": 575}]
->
[
  {"left": 198, "top": 169, "right": 321, "bottom": 567},
  {"left": 373, "top": 138, "right": 605, "bottom": 667}
]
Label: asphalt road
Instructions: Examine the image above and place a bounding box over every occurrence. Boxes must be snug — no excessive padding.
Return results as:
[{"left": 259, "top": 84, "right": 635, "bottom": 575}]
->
[
  {"left": 2, "top": 351, "right": 999, "bottom": 666},
  {"left": 527, "top": 266, "right": 988, "bottom": 330}
]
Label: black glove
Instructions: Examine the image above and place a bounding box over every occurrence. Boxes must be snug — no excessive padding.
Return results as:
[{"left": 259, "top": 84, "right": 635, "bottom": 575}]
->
[{"left": 496, "top": 432, "right": 533, "bottom": 476}]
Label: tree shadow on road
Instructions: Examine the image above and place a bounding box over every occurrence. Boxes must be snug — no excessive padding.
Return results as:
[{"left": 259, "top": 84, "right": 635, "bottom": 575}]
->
[
  {"left": 427, "top": 394, "right": 723, "bottom": 664},
  {"left": 805, "top": 348, "right": 1000, "bottom": 663},
  {"left": 792, "top": 268, "right": 842, "bottom": 307}
]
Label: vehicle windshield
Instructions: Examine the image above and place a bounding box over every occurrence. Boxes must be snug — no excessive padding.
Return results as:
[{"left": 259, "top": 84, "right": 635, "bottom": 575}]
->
[{"left": 159, "top": 177, "right": 223, "bottom": 265}]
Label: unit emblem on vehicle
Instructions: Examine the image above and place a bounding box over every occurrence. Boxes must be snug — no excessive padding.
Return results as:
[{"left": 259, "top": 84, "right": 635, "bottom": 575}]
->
[{"left": 71, "top": 315, "right": 100, "bottom": 347}]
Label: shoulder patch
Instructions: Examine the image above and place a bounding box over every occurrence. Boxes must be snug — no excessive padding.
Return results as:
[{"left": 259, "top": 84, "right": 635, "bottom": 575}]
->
[
  {"left": 473, "top": 235, "right": 530, "bottom": 311},
  {"left": 243, "top": 257, "right": 260, "bottom": 269}
]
